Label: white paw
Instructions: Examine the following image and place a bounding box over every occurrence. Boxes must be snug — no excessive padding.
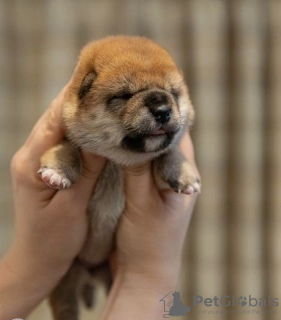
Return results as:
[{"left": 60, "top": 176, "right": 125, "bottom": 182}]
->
[
  {"left": 167, "top": 163, "right": 201, "bottom": 195},
  {"left": 178, "top": 180, "right": 201, "bottom": 195},
  {"left": 38, "top": 167, "right": 72, "bottom": 189}
]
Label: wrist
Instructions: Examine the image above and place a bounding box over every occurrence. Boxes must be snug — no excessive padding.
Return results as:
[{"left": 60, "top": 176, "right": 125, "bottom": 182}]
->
[
  {"left": 123, "top": 265, "right": 180, "bottom": 292},
  {"left": 101, "top": 264, "right": 180, "bottom": 320},
  {"left": 0, "top": 249, "right": 70, "bottom": 319},
  {"left": 0, "top": 257, "right": 47, "bottom": 319},
  {"left": 3, "top": 245, "right": 68, "bottom": 297},
  {"left": 117, "top": 252, "right": 182, "bottom": 286}
]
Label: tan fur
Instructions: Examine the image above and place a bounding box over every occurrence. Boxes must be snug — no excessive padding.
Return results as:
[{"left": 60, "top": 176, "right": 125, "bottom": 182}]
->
[{"left": 39, "top": 36, "right": 200, "bottom": 320}]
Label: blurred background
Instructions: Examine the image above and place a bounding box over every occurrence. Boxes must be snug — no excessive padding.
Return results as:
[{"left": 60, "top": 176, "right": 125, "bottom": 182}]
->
[{"left": 0, "top": 0, "right": 280, "bottom": 319}]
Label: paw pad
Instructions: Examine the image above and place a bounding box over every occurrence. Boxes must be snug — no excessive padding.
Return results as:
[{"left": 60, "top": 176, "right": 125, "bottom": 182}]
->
[
  {"left": 38, "top": 167, "right": 71, "bottom": 189},
  {"left": 171, "top": 178, "right": 201, "bottom": 195},
  {"left": 181, "top": 180, "right": 201, "bottom": 195}
]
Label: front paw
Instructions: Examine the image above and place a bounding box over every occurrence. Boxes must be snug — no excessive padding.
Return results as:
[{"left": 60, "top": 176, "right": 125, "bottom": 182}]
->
[
  {"left": 38, "top": 167, "right": 72, "bottom": 189},
  {"left": 167, "top": 162, "right": 201, "bottom": 195}
]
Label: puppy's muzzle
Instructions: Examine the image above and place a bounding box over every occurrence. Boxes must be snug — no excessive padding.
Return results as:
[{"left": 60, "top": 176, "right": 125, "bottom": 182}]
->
[{"left": 145, "top": 90, "right": 172, "bottom": 124}]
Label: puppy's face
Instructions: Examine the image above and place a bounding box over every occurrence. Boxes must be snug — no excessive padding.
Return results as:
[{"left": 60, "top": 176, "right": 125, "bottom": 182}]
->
[{"left": 64, "top": 36, "right": 194, "bottom": 165}]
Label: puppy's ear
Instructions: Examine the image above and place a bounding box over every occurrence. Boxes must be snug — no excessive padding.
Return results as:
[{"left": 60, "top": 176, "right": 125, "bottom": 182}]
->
[{"left": 78, "top": 71, "right": 96, "bottom": 99}]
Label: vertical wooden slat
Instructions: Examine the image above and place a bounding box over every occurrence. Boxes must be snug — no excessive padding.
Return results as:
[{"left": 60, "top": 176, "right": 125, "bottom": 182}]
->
[
  {"left": 227, "top": 1, "right": 266, "bottom": 319},
  {"left": 265, "top": 1, "right": 281, "bottom": 320},
  {"left": 0, "top": 0, "right": 15, "bottom": 258},
  {"left": 161, "top": 0, "right": 185, "bottom": 65},
  {"left": 41, "top": 0, "right": 78, "bottom": 108},
  {"left": 138, "top": 0, "right": 165, "bottom": 39},
  {"left": 79, "top": 0, "right": 140, "bottom": 41},
  {"left": 188, "top": 0, "right": 228, "bottom": 319},
  {"left": 11, "top": 0, "right": 46, "bottom": 142},
  {"left": 82, "top": 0, "right": 118, "bottom": 40},
  {"left": 121, "top": 0, "right": 142, "bottom": 35}
]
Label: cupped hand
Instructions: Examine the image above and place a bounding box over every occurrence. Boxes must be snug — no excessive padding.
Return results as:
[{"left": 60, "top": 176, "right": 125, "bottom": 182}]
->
[
  {"left": 112, "top": 133, "right": 200, "bottom": 289},
  {"left": 5, "top": 87, "right": 106, "bottom": 294}
]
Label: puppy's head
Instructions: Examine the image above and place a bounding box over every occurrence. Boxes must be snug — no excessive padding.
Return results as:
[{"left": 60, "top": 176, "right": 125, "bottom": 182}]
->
[{"left": 63, "top": 36, "right": 194, "bottom": 165}]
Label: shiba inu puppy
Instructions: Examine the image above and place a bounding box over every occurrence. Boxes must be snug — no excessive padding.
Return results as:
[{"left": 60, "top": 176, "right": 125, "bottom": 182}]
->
[{"left": 38, "top": 36, "right": 201, "bottom": 320}]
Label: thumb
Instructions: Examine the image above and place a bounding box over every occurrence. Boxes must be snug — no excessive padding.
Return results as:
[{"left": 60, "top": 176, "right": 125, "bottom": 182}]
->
[
  {"left": 124, "top": 162, "right": 155, "bottom": 205},
  {"left": 69, "top": 151, "right": 106, "bottom": 202}
]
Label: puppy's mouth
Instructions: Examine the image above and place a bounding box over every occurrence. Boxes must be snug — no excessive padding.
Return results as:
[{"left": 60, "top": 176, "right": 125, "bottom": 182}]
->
[
  {"left": 149, "top": 128, "right": 167, "bottom": 136},
  {"left": 122, "top": 125, "right": 178, "bottom": 153},
  {"left": 145, "top": 122, "right": 179, "bottom": 138}
]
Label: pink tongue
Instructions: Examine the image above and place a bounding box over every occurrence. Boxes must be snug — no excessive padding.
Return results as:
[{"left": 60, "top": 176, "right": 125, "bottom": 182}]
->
[{"left": 150, "top": 129, "right": 166, "bottom": 135}]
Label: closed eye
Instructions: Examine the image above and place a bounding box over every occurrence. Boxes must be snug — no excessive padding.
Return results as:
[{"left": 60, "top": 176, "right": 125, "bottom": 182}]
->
[
  {"left": 171, "top": 89, "right": 180, "bottom": 101},
  {"left": 119, "top": 92, "right": 134, "bottom": 100},
  {"left": 108, "top": 92, "right": 134, "bottom": 105}
]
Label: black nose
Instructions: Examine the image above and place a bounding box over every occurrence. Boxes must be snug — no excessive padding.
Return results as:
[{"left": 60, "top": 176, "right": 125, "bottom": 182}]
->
[
  {"left": 145, "top": 91, "right": 171, "bottom": 124},
  {"left": 151, "top": 106, "right": 171, "bottom": 124}
]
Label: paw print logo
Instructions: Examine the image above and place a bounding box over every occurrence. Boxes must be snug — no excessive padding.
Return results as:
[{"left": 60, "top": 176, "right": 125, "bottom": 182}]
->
[{"left": 237, "top": 296, "right": 247, "bottom": 307}]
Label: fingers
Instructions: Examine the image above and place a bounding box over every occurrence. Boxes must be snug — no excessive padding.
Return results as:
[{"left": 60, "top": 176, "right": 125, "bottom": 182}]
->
[
  {"left": 179, "top": 132, "right": 195, "bottom": 164},
  {"left": 180, "top": 132, "right": 200, "bottom": 179},
  {"left": 123, "top": 162, "right": 156, "bottom": 205},
  {"left": 65, "top": 151, "right": 107, "bottom": 204}
]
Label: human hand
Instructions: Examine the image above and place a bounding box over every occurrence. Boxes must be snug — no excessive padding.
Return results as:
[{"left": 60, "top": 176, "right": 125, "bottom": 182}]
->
[
  {"left": 114, "top": 134, "right": 199, "bottom": 287},
  {"left": 1, "top": 86, "right": 106, "bottom": 318},
  {"left": 102, "top": 133, "right": 199, "bottom": 320}
]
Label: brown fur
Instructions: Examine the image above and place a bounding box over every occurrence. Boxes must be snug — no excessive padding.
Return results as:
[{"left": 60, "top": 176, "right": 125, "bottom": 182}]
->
[{"left": 39, "top": 36, "right": 200, "bottom": 320}]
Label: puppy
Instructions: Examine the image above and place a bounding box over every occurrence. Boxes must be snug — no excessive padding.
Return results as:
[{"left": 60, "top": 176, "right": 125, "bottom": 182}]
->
[{"left": 38, "top": 36, "right": 201, "bottom": 320}]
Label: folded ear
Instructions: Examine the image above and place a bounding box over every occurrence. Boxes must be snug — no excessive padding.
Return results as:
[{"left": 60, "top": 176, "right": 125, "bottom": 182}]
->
[{"left": 78, "top": 71, "right": 96, "bottom": 99}]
